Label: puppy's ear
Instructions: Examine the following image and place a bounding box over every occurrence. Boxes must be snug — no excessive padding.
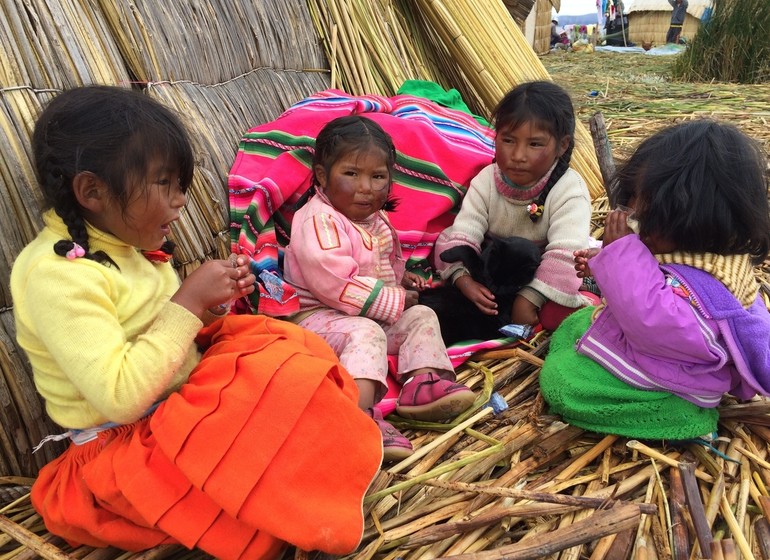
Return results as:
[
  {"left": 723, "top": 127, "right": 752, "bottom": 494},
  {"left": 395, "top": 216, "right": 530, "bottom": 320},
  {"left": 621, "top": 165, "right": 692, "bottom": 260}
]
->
[{"left": 440, "top": 246, "right": 482, "bottom": 273}]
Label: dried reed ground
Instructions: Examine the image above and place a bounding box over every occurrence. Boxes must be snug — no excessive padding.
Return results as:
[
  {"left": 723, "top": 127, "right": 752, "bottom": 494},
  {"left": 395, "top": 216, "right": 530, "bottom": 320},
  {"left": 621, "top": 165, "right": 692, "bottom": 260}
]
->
[{"left": 542, "top": 50, "right": 770, "bottom": 159}]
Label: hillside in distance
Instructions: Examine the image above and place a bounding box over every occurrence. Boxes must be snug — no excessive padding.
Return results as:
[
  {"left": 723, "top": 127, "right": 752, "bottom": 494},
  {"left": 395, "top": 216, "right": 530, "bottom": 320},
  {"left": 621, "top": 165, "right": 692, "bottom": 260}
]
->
[{"left": 552, "top": 13, "right": 602, "bottom": 26}]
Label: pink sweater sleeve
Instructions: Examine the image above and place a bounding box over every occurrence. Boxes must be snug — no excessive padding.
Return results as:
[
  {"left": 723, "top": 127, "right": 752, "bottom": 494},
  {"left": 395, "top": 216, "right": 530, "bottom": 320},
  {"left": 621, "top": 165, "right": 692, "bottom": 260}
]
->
[{"left": 287, "top": 211, "right": 405, "bottom": 323}]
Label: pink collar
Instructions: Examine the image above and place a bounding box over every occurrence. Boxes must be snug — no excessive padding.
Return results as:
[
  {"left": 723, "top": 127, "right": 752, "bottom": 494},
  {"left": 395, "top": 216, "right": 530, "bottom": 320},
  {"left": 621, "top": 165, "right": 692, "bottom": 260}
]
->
[{"left": 493, "top": 161, "right": 557, "bottom": 201}]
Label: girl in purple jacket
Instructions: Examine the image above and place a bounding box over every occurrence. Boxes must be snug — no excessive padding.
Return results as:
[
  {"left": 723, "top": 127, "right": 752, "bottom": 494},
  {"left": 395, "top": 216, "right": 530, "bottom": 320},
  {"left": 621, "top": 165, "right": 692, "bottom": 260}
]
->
[{"left": 540, "top": 119, "right": 770, "bottom": 440}]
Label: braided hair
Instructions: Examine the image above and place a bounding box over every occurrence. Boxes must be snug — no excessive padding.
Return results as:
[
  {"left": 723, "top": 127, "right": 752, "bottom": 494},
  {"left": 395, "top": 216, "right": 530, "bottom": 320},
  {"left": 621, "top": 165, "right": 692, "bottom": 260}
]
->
[
  {"left": 491, "top": 81, "right": 576, "bottom": 222},
  {"left": 32, "top": 85, "right": 195, "bottom": 265},
  {"left": 295, "top": 115, "right": 399, "bottom": 211}
]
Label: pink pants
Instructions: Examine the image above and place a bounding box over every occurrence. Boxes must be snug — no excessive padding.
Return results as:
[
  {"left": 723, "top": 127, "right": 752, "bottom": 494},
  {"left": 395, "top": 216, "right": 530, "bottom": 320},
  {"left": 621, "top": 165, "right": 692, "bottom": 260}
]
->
[{"left": 299, "top": 305, "right": 455, "bottom": 402}]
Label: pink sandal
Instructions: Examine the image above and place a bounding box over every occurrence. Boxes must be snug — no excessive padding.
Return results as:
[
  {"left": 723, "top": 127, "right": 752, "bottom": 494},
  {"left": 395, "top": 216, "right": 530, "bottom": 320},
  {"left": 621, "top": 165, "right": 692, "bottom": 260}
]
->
[{"left": 396, "top": 372, "right": 475, "bottom": 422}]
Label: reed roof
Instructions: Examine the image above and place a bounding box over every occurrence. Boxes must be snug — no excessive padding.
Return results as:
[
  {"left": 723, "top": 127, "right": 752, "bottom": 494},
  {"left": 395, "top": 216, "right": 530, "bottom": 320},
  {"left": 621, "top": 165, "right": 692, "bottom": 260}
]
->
[{"left": 626, "top": 0, "right": 712, "bottom": 19}]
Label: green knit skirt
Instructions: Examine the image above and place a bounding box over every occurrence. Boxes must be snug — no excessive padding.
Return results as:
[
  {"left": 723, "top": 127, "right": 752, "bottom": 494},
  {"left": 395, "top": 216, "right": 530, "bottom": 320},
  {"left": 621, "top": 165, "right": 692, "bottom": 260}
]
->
[{"left": 539, "top": 306, "right": 718, "bottom": 441}]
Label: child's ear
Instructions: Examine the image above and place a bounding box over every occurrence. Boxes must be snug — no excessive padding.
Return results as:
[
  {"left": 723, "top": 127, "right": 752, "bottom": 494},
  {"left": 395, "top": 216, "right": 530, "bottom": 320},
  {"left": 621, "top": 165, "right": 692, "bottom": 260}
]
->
[
  {"left": 72, "top": 172, "right": 108, "bottom": 212},
  {"left": 313, "top": 164, "right": 327, "bottom": 189},
  {"left": 557, "top": 135, "right": 571, "bottom": 157}
]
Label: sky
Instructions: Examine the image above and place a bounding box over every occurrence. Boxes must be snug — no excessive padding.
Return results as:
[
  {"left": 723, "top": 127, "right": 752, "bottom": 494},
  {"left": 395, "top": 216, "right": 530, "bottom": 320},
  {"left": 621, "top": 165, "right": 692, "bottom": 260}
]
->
[{"left": 556, "top": 0, "right": 601, "bottom": 15}]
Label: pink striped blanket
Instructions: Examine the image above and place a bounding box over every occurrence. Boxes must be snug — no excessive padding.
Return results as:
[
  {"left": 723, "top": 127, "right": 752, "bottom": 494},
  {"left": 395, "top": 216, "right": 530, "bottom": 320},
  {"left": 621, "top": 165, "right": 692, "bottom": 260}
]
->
[{"left": 228, "top": 88, "right": 527, "bottom": 363}]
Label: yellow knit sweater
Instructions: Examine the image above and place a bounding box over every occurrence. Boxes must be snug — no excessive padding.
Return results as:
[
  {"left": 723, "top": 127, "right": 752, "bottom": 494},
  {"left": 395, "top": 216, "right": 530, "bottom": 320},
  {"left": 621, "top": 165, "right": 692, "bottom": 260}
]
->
[{"left": 11, "top": 211, "right": 202, "bottom": 429}]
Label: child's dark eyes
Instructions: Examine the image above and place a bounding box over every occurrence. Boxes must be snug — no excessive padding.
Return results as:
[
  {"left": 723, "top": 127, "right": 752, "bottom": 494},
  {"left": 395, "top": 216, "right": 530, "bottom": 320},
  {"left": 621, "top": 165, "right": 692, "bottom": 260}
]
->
[{"left": 154, "top": 175, "right": 188, "bottom": 193}]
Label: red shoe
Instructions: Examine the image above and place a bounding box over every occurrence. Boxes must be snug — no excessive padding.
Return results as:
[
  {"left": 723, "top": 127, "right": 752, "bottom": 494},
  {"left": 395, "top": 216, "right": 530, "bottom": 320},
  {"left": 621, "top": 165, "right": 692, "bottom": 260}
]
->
[
  {"left": 367, "top": 408, "right": 413, "bottom": 463},
  {"left": 396, "top": 372, "right": 475, "bottom": 422}
]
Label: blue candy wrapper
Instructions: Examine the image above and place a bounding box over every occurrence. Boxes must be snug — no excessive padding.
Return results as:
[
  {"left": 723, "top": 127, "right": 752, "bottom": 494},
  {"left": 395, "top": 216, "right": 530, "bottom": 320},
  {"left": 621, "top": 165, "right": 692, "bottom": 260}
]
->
[
  {"left": 259, "top": 270, "right": 285, "bottom": 302},
  {"left": 487, "top": 392, "right": 508, "bottom": 414},
  {"left": 498, "top": 323, "right": 533, "bottom": 339}
]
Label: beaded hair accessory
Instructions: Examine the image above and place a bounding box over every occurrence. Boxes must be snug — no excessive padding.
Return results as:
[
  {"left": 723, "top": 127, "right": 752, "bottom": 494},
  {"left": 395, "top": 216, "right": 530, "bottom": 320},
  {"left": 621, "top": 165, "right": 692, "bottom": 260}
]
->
[
  {"left": 526, "top": 202, "right": 544, "bottom": 221},
  {"left": 65, "top": 243, "right": 85, "bottom": 260}
]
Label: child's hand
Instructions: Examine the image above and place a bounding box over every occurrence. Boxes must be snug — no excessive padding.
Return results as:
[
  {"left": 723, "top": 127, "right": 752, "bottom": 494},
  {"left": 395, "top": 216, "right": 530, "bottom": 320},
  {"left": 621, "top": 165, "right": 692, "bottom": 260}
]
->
[
  {"left": 171, "top": 254, "right": 256, "bottom": 318},
  {"left": 454, "top": 274, "right": 498, "bottom": 316},
  {"left": 603, "top": 209, "right": 634, "bottom": 246},
  {"left": 403, "top": 289, "right": 420, "bottom": 309},
  {"left": 402, "top": 271, "right": 428, "bottom": 291},
  {"left": 574, "top": 248, "right": 600, "bottom": 278},
  {"left": 510, "top": 295, "right": 540, "bottom": 326}
]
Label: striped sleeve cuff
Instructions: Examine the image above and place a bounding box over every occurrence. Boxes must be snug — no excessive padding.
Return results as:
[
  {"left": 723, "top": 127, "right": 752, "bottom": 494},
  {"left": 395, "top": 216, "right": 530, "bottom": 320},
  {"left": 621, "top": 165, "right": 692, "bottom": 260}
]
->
[{"left": 365, "top": 286, "right": 405, "bottom": 324}]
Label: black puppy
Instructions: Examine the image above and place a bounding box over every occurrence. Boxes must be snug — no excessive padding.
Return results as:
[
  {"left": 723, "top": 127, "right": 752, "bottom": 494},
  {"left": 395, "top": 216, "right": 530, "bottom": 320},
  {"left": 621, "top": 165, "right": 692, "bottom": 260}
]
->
[{"left": 418, "top": 236, "right": 541, "bottom": 346}]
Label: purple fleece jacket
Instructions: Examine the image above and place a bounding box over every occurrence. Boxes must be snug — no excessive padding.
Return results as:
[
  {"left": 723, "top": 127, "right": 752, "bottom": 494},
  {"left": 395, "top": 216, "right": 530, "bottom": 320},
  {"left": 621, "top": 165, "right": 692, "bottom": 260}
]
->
[{"left": 577, "top": 235, "right": 770, "bottom": 407}]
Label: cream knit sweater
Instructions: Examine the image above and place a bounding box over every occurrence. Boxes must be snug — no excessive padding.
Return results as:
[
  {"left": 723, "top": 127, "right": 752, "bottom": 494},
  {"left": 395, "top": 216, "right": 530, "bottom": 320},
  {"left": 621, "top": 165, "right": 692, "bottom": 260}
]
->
[{"left": 435, "top": 164, "right": 592, "bottom": 308}]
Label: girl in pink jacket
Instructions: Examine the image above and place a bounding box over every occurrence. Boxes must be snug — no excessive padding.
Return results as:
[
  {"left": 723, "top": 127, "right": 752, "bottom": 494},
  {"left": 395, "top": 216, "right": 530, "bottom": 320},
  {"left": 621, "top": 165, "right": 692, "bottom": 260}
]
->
[{"left": 283, "top": 116, "right": 475, "bottom": 462}]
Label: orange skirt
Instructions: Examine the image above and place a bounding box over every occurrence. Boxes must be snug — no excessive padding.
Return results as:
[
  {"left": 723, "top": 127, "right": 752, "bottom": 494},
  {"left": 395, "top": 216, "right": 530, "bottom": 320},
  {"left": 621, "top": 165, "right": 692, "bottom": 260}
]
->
[{"left": 32, "top": 315, "right": 383, "bottom": 560}]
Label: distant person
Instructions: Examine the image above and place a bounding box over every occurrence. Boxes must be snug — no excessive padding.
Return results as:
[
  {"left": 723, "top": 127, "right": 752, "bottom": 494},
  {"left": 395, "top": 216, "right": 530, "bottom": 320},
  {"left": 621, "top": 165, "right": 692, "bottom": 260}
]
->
[
  {"left": 666, "top": 0, "right": 689, "bottom": 44},
  {"left": 550, "top": 19, "right": 561, "bottom": 47},
  {"left": 550, "top": 19, "right": 570, "bottom": 50},
  {"left": 604, "top": 12, "right": 631, "bottom": 47}
]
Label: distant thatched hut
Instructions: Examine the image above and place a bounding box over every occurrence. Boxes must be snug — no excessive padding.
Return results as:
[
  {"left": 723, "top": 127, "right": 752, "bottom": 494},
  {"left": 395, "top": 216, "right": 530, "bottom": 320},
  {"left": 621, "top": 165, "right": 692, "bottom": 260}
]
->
[
  {"left": 507, "top": 0, "right": 560, "bottom": 56},
  {"left": 626, "top": 0, "right": 711, "bottom": 47}
]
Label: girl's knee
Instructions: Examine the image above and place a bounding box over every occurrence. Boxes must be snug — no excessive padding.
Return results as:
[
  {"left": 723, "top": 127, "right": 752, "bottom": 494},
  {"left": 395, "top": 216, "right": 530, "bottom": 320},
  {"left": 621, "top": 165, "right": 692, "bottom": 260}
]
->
[
  {"left": 350, "top": 318, "right": 387, "bottom": 345},
  {"left": 402, "top": 304, "right": 440, "bottom": 325}
]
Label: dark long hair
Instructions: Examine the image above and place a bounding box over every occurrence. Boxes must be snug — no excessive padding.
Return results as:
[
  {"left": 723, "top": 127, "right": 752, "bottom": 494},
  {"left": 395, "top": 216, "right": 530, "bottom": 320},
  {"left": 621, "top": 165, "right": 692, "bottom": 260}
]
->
[
  {"left": 296, "top": 115, "right": 399, "bottom": 211},
  {"left": 32, "top": 85, "right": 195, "bottom": 264},
  {"left": 492, "top": 80, "right": 576, "bottom": 221},
  {"left": 610, "top": 119, "right": 770, "bottom": 264}
]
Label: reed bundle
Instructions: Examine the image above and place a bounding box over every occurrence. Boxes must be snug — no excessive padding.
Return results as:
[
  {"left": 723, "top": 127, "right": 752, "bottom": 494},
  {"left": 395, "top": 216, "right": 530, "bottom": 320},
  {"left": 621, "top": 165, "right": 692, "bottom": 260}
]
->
[
  {"left": 502, "top": 0, "right": 537, "bottom": 26},
  {"left": 94, "top": 0, "right": 326, "bottom": 84},
  {"left": 0, "top": 0, "right": 333, "bottom": 283},
  {"left": 0, "top": 0, "right": 129, "bottom": 89},
  {"left": 673, "top": 0, "right": 770, "bottom": 84},
  {"left": 0, "top": 315, "right": 63, "bottom": 478},
  {"left": 0, "top": 89, "right": 46, "bottom": 309},
  {"left": 307, "top": 0, "right": 445, "bottom": 97},
  {"left": 307, "top": 0, "right": 605, "bottom": 200}
]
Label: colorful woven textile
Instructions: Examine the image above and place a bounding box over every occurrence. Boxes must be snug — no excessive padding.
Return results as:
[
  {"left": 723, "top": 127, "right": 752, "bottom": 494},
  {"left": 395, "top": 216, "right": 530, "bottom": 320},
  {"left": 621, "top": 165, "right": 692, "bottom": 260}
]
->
[{"left": 228, "top": 89, "right": 495, "bottom": 318}]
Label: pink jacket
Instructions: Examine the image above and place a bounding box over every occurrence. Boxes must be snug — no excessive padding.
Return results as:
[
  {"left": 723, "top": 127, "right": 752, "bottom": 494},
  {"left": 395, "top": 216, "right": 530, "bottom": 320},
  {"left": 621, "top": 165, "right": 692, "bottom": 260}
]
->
[{"left": 283, "top": 192, "right": 407, "bottom": 324}]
